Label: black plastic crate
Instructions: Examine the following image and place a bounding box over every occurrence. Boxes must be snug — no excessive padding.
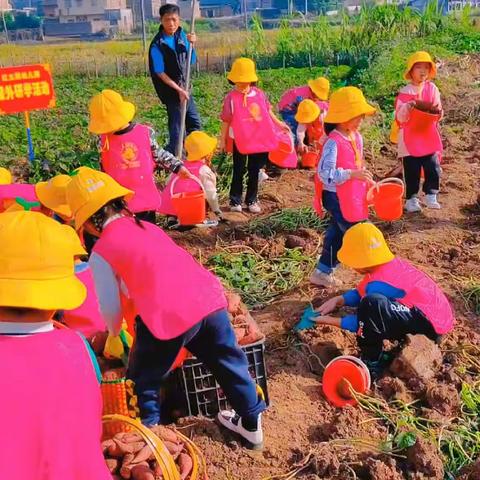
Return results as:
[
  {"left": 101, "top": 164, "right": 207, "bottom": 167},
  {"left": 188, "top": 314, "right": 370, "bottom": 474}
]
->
[{"left": 169, "top": 339, "right": 269, "bottom": 418}]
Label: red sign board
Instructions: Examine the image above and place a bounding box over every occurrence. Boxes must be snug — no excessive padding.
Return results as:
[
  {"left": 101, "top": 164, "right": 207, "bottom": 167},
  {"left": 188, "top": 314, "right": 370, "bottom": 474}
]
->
[{"left": 0, "top": 64, "right": 55, "bottom": 115}]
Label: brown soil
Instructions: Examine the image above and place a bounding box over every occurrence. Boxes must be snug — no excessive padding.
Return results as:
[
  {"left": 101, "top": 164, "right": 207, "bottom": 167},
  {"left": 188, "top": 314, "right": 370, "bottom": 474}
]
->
[{"left": 168, "top": 54, "right": 480, "bottom": 479}]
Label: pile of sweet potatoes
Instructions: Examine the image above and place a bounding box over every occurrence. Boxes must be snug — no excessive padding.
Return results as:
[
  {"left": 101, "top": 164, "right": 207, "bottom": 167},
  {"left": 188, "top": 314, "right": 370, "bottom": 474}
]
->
[
  {"left": 226, "top": 291, "right": 264, "bottom": 346},
  {"left": 102, "top": 426, "right": 193, "bottom": 480}
]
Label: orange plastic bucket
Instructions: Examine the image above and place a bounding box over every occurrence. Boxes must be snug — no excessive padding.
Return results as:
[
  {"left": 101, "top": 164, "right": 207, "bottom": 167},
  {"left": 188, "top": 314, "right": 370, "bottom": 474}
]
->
[
  {"left": 269, "top": 128, "right": 296, "bottom": 168},
  {"left": 170, "top": 176, "right": 206, "bottom": 226},
  {"left": 301, "top": 149, "right": 319, "bottom": 168},
  {"left": 367, "top": 178, "right": 405, "bottom": 222}
]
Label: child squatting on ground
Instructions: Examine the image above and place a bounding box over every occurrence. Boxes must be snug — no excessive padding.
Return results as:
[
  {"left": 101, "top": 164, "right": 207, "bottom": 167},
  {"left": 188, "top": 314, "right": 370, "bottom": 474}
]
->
[
  {"left": 295, "top": 98, "right": 328, "bottom": 155},
  {"left": 65, "top": 167, "right": 267, "bottom": 449},
  {"left": 395, "top": 51, "right": 443, "bottom": 212},
  {"left": 314, "top": 222, "right": 455, "bottom": 378},
  {"left": 88, "top": 89, "right": 192, "bottom": 225},
  {"left": 159, "top": 131, "right": 224, "bottom": 226},
  {"left": 309, "top": 86, "right": 376, "bottom": 289},
  {"left": 0, "top": 210, "right": 111, "bottom": 480},
  {"left": 219, "top": 57, "right": 290, "bottom": 214}
]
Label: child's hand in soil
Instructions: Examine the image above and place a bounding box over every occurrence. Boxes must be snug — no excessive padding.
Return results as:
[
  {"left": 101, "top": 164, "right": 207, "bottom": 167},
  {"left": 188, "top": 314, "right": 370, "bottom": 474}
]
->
[
  {"left": 314, "top": 315, "right": 342, "bottom": 327},
  {"left": 316, "top": 295, "right": 345, "bottom": 315}
]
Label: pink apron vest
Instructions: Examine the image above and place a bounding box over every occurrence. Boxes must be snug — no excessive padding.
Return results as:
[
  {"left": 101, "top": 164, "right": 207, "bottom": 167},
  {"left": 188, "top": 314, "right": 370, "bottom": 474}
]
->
[
  {"left": 159, "top": 161, "right": 203, "bottom": 216},
  {"left": 396, "top": 81, "right": 443, "bottom": 157},
  {"left": 0, "top": 183, "right": 40, "bottom": 212},
  {"left": 93, "top": 217, "right": 227, "bottom": 340},
  {"left": 329, "top": 130, "right": 369, "bottom": 222},
  {"left": 101, "top": 124, "right": 162, "bottom": 213},
  {"left": 278, "top": 85, "right": 313, "bottom": 111},
  {"left": 357, "top": 257, "right": 454, "bottom": 335},
  {"left": 0, "top": 328, "right": 110, "bottom": 480},
  {"left": 229, "top": 87, "right": 279, "bottom": 155},
  {"left": 63, "top": 263, "right": 106, "bottom": 337}
]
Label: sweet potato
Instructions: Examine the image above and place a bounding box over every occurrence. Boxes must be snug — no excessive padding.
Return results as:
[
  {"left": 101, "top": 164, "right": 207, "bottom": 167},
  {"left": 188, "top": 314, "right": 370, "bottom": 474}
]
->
[
  {"left": 131, "top": 445, "right": 152, "bottom": 464},
  {"left": 131, "top": 464, "right": 155, "bottom": 480},
  {"left": 108, "top": 440, "right": 127, "bottom": 458},
  {"left": 150, "top": 425, "right": 179, "bottom": 444},
  {"left": 152, "top": 461, "right": 163, "bottom": 479},
  {"left": 226, "top": 291, "right": 242, "bottom": 315},
  {"left": 234, "top": 327, "right": 246, "bottom": 343},
  {"left": 106, "top": 458, "right": 119, "bottom": 474},
  {"left": 122, "top": 454, "right": 135, "bottom": 467},
  {"left": 123, "top": 433, "right": 144, "bottom": 444},
  {"left": 177, "top": 453, "right": 193, "bottom": 480},
  {"left": 163, "top": 441, "right": 184, "bottom": 458},
  {"left": 120, "top": 461, "right": 149, "bottom": 479},
  {"left": 102, "top": 439, "right": 115, "bottom": 454}
]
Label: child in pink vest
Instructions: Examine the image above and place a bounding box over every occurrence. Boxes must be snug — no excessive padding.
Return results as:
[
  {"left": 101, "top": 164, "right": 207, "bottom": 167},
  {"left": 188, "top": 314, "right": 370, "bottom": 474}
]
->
[
  {"left": 278, "top": 76, "right": 330, "bottom": 141},
  {"left": 295, "top": 98, "right": 329, "bottom": 155},
  {"left": 395, "top": 51, "right": 443, "bottom": 212},
  {"left": 0, "top": 210, "right": 110, "bottom": 480},
  {"left": 88, "top": 89, "right": 193, "bottom": 224},
  {"left": 220, "top": 57, "right": 289, "bottom": 214},
  {"left": 310, "top": 86, "right": 376, "bottom": 289},
  {"left": 160, "top": 131, "right": 223, "bottom": 226},
  {"left": 312, "top": 223, "right": 454, "bottom": 378},
  {"left": 66, "top": 167, "right": 266, "bottom": 449}
]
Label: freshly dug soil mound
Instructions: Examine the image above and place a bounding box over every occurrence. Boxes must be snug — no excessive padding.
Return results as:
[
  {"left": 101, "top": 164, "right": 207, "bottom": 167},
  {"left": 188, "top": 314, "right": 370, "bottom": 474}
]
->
[
  {"left": 425, "top": 383, "right": 461, "bottom": 417},
  {"left": 406, "top": 437, "right": 444, "bottom": 479}
]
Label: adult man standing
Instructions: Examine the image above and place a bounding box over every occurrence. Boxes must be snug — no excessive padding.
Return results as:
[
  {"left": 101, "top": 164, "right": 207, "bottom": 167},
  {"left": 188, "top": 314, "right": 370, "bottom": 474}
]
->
[{"left": 149, "top": 3, "right": 201, "bottom": 154}]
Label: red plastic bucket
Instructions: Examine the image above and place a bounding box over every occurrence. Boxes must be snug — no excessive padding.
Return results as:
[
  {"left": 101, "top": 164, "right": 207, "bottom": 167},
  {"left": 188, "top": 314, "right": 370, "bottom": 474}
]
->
[
  {"left": 322, "top": 355, "right": 371, "bottom": 407},
  {"left": 269, "top": 128, "right": 296, "bottom": 168},
  {"left": 301, "top": 149, "right": 319, "bottom": 168},
  {"left": 170, "top": 176, "right": 206, "bottom": 226},
  {"left": 367, "top": 178, "right": 405, "bottom": 222}
]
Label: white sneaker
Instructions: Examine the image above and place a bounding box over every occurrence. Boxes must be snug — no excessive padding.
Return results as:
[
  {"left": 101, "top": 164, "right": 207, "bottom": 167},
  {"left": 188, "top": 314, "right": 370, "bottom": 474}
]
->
[
  {"left": 217, "top": 410, "right": 263, "bottom": 450},
  {"left": 405, "top": 197, "right": 422, "bottom": 213},
  {"left": 425, "top": 194, "right": 441, "bottom": 209},
  {"left": 258, "top": 170, "right": 269, "bottom": 184},
  {"left": 309, "top": 269, "right": 340, "bottom": 288},
  {"left": 248, "top": 202, "right": 261, "bottom": 214},
  {"left": 230, "top": 204, "right": 242, "bottom": 212}
]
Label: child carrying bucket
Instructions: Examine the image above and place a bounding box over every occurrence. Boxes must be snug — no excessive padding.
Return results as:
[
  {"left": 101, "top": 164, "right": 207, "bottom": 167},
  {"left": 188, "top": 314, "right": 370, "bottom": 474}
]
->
[
  {"left": 395, "top": 51, "right": 443, "bottom": 212},
  {"left": 278, "top": 77, "right": 330, "bottom": 139},
  {"left": 66, "top": 167, "right": 267, "bottom": 449},
  {"left": 310, "top": 87, "right": 375, "bottom": 288},
  {"left": 310, "top": 223, "right": 454, "bottom": 378},
  {"left": 295, "top": 99, "right": 327, "bottom": 168},
  {"left": 0, "top": 210, "right": 111, "bottom": 480},
  {"left": 88, "top": 89, "right": 193, "bottom": 224},
  {"left": 159, "top": 131, "right": 223, "bottom": 227},
  {"left": 219, "top": 57, "right": 289, "bottom": 214}
]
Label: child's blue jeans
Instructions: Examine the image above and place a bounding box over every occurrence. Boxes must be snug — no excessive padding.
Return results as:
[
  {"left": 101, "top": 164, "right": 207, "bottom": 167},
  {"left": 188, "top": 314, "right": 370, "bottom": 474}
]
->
[
  {"left": 317, "top": 190, "right": 359, "bottom": 274},
  {"left": 127, "top": 308, "right": 266, "bottom": 426}
]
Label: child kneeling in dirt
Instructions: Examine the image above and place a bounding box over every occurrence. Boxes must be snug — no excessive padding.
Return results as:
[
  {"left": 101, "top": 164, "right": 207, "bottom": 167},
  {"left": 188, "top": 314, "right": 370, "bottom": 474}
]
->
[
  {"left": 295, "top": 99, "right": 327, "bottom": 156},
  {"left": 314, "top": 222, "right": 454, "bottom": 378},
  {"left": 0, "top": 210, "right": 111, "bottom": 480},
  {"left": 66, "top": 167, "right": 266, "bottom": 449},
  {"left": 395, "top": 51, "right": 443, "bottom": 212},
  {"left": 88, "top": 89, "right": 192, "bottom": 224},
  {"left": 159, "top": 131, "right": 223, "bottom": 227}
]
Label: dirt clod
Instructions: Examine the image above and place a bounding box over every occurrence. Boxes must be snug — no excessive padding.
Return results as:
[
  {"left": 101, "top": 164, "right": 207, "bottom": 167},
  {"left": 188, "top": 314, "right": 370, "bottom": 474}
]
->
[
  {"left": 390, "top": 335, "right": 443, "bottom": 383},
  {"left": 406, "top": 437, "right": 444, "bottom": 478},
  {"left": 366, "top": 457, "right": 404, "bottom": 480},
  {"left": 426, "top": 383, "right": 461, "bottom": 416},
  {"left": 285, "top": 234, "right": 307, "bottom": 249},
  {"left": 376, "top": 376, "right": 414, "bottom": 403}
]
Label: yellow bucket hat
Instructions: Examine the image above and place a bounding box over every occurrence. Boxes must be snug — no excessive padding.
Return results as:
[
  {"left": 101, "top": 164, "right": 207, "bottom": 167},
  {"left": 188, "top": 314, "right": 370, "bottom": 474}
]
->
[
  {"left": 0, "top": 167, "right": 12, "bottom": 185},
  {"left": 308, "top": 77, "right": 330, "bottom": 101},
  {"left": 0, "top": 211, "right": 86, "bottom": 310},
  {"left": 88, "top": 89, "right": 136, "bottom": 135},
  {"left": 185, "top": 131, "right": 217, "bottom": 162},
  {"left": 66, "top": 167, "right": 133, "bottom": 230},
  {"left": 324, "top": 86, "right": 376, "bottom": 124},
  {"left": 337, "top": 223, "right": 395, "bottom": 270},
  {"left": 227, "top": 57, "right": 258, "bottom": 83},
  {"left": 404, "top": 51, "right": 437, "bottom": 80},
  {"left": 295, "top": 99, "right": 321, "bottom": 124},
  {"left": 35, "top": 174, "right": 72, "bottom": 218}
]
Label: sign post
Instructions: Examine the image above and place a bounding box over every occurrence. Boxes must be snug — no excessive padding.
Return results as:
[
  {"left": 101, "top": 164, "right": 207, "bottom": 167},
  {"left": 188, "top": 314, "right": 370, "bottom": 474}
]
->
[{"left": 0, "top": 64, "right": 56, "bottom": 163}]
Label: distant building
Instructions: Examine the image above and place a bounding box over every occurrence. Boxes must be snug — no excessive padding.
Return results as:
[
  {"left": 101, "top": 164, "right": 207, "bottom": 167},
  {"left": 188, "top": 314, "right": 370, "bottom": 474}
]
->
[
  {"left": 43, "top": 0, "right": 133, "bottom": 36},
  {"left": 200, "top": 0, "right": 239, "bottom": 17},
  {"left": 159, "top": 0, "right": 201, "bottom": 19}
]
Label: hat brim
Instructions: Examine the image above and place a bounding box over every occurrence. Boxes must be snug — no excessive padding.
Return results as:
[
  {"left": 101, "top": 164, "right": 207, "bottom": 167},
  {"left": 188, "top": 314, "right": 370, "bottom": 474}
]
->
[
  {"left": 403, "top": 61, "right": 437, "bottom": 81},
  {"left": 35, "top": 182, "right": 73, "bottom": 218},
  {"left": 88, "top": 101, "right": 136, "bottom": 135},
  {"left": 186, "top": 137, "right": 218, "bottom": 161},
  {"left": 295, "top": 111, "right": 319, "bottom": 124},
  {"left": 308, "top": 80, "right": 329, "bottom": 101},
  {"left": 74, "top": 187, "right": 134, "bottom": 230},
  {"left": 0, "top": 275, "right": 86, "bottom": 310},
  {"left": 324, "top": 103, "right": 376, "bottom": 124},
  {"left": 227, "top": 73, "right": 258, "bottom": 83},
  {"left": 337, "top": 246, "right": 394, "bottom": 270}
]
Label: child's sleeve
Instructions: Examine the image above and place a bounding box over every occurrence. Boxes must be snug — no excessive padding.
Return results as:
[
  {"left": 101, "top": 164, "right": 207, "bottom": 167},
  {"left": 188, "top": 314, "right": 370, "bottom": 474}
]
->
[
  {"left": 199, "top": 165, "right": 220, "bottom": 213},
  {"left": 220, "top": 94, "right": 233, "bottom": 123},
  {"left": 317, "top": 138, "right": 352, "bottom": 187},
  {"left": 148, "top": 127, "right": 184, "bottom": 173},
  {"left": 340, "top": 315, "right": 359, "bottom": 333},
  {"left": 297, "top": 123, "right": 307, "bottom": 144},
  {"left": 365, "top": 281, "right": 406, "bottom": 300},
  {"left": 89, "top": 252, "right": 123, "bottom": 336},
  {"left": 343, "top": 288, "right": 361, "bottom": 307}
]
